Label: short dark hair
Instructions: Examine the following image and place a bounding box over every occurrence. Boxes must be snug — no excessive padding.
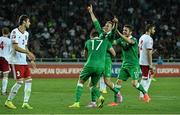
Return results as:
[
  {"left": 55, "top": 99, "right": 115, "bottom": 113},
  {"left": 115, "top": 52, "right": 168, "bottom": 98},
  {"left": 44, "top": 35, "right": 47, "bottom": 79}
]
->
[
  {"left": 90, "top": 29, "right": 98, "bottom": 38},
  {"left": 106, "top": 21, "right": 113, "bottom": 25},
  {"left": 145, "top": 24, "right": 155, "bottom": 32},
  {"left": 18, "top": 15, "right": 29, "bottom": 25},
  {"left": 124, "top": 24, "right": 133, "bottom": 32},
  {"left": 2, "top": 27, "right": 10, "bottom": 35}
]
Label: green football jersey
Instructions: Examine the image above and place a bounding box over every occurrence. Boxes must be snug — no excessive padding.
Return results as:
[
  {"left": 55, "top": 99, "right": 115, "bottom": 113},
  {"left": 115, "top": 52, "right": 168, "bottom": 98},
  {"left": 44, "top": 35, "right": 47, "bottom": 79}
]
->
[
  {"left": 93, "top": 20, "right": 115, "bottom": 58},
  {"left": 93, "top": 20, "right": 115, "bottom": 41},
  {"left": 116, "top": 36, "right": 139, "bottom": 67},
  {"left": 84, "top": 37, "right": 112, "bottom": 68}
]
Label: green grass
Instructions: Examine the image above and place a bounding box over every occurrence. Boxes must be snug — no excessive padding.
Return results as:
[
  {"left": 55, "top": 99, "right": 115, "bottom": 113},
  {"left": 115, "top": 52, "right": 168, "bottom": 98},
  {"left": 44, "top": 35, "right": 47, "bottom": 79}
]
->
[{"left": 0, "top": 77, "right": 180, "bottom": 114}]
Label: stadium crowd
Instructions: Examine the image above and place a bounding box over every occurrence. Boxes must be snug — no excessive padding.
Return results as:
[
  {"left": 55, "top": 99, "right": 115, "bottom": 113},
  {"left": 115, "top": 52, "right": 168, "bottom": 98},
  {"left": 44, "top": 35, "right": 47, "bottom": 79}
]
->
[{"left": 0, "top": 0, "right": 179, "bottom": 60}]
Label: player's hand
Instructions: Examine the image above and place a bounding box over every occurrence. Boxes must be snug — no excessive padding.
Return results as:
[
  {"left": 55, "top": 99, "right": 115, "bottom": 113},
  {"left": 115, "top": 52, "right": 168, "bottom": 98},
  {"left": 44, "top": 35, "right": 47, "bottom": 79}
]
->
[
  {"left": 30, "top": 60, "right": 36, "bottom": 69},
  {"left": 27, "top": 51, "right": 36, "bottom": 61},
  {"left": 149, "top": 64, "right": 154, "bottom": 70},
  {"left": 87, "top": 4, "right": 93, "bottom": 13},
  {"left": 112, "top": 16, "right": 118, "bottom": 23}
]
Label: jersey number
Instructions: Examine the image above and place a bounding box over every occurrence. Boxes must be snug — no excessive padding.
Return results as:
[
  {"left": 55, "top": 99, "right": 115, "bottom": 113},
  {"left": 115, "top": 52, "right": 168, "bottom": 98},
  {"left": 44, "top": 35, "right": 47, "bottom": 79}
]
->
[
  {"left": 91, "top": 40, "right": 103, "bottom": 50},
  {"left": 0, "top": 41, "right": 4, "bottom": 50}
]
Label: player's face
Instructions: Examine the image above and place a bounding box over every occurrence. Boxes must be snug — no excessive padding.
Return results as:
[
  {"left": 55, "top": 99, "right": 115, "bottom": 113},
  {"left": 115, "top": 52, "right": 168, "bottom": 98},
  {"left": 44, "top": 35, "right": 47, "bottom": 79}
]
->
[
  {"left": 103, "top": 22, "right": 112, "bottom": 33},
  {"left": 151, "top": 27, "right": 155, "bottom": 35},
  {"left": 25, "top": 18, "right": 31, "bottom": 29},
  {"left": 123, "top": 27, "right": 131, "bottom": 37}
]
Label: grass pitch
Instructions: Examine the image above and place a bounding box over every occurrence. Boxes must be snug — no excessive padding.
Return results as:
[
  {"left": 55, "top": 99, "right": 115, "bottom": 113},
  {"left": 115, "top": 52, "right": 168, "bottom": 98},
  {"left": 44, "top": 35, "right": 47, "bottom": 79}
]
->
[{"left": 0, "top": 77, "right": 180, "bottom": 114}]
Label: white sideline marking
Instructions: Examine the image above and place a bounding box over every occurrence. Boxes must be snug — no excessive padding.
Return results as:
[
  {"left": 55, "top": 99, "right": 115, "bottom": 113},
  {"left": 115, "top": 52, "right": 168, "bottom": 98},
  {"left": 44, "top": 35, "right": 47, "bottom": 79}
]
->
[{"left": 153, "top": 95, "right": 177, "bottom": 100}]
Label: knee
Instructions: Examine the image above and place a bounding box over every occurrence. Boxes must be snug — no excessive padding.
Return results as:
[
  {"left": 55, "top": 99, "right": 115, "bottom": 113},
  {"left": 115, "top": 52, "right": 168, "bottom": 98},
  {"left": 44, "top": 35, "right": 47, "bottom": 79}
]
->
[
  {"left": 77, "top": 80, "right": 84, "bottom": 87},
  {"left": 116, "top": 79, "right": 122, "bottom": 85},
  {"left": 104, "top": 78, "right": 109, "bottom": 84},
  {"left": 131, "top": 80, "right": 138, "bottom": 87}
]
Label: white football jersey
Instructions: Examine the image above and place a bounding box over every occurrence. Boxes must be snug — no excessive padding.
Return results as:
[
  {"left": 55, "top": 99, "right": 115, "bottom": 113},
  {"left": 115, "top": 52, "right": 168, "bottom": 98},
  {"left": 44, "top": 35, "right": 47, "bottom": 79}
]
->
[
  {"left": 10, "top": 28, "right": 29, "bottom": 65},
  {"left": 0, "top": 36, "right": 12, "bottom": 62},
  {"left": 138, "top": 34, "right": 153, "bottom": 65}
]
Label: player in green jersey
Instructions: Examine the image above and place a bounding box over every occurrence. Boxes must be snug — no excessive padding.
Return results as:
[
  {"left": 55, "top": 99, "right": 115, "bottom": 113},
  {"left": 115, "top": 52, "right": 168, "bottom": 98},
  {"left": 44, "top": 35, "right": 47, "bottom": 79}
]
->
[
  {"left": 108, "top": 25, "right": 151, "bottom": 106},
  {"left": 87, "top": 5, "right": 124, "bottom": 107},
  {"left": 69, "top": 29, "right": 116, "bottom": 108}
]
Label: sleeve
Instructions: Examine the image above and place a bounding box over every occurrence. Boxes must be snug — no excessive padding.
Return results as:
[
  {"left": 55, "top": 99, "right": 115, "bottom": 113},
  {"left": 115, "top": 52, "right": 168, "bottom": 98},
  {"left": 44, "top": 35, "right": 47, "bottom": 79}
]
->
[
  {"left": 131, "top": 37, "right": 137, "bottom": 45},
  {"left": 10, "top": 30, "right": 18, "bottom": 44},
  {"left": 146, "top": 38, "right": 153, "bottom": 49},
  {"left": 93, "top": 20, "right": 103, "bottom": 35},
  {"left": 107, "top": 40, "right": 113, "bottom": 50}
]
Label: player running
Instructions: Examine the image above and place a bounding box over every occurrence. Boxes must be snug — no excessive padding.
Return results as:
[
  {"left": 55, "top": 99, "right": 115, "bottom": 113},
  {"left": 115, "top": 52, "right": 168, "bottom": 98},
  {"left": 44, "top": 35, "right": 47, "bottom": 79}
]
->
[
  {"left": 86, "top": 5, "right": 122, "bottom": 107},
  {"left": 109, "top": 24, "right": 151, "bottom": 106}
]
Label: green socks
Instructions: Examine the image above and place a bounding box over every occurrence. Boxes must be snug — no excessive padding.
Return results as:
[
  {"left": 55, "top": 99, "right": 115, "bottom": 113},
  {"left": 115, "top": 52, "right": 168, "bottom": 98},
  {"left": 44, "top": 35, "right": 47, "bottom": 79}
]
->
[
  {"left": 75, "top": 86, "right": 83, "bottom": 102},
  {"left": 135, "top": 83, "right": 146, "bottom": 94}
]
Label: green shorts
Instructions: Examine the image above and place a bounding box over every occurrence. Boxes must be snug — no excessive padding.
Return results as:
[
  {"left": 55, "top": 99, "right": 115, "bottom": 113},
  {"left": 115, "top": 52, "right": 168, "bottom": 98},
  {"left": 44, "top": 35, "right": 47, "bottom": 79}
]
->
[
  {"left": 118, "top": 66, "right": 140, "bottom": 81},
  {"left": 80, "top": 66, "right": 104, "bottom": 86},
  {"left": 103, "top": 57, "right": 112, "bottom": 78}
]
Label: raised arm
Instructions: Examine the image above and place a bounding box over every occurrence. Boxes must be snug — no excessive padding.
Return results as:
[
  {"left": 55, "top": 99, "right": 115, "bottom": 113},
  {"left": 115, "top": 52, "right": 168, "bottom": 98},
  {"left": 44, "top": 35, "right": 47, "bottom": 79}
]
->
[
  {"left": 87, "top": 4, "right": 97, "bottom": 22},
  {"left": 117, "top": 30, "right": 135, "bottom": 44},
  {"left": 87, "top": 4, "right": 102, "bottom": 34},
  {"left": 107, "top": 17, "right": 119, "bottom": 40}
]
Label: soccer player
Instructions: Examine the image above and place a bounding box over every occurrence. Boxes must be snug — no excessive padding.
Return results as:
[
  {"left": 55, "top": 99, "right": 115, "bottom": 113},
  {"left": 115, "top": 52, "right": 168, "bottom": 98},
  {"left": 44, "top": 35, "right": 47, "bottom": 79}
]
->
[
  {"left": 138, "top": 24, "right": 156, "bottom": 99},
  {"left": 5, "top": 15, "right": 36, "bottom": 109},
  {"left": 0, "top": 27, "right": 11, "bottom": 95},
  {"left": 86, "top": 5, "right": 123, "bottom": 107},
  {"left": 109, "top": 25, "right": 150, "bottom": 106},
  {"left": 69, "top": 22, "right": 116, "bottom": 108}
]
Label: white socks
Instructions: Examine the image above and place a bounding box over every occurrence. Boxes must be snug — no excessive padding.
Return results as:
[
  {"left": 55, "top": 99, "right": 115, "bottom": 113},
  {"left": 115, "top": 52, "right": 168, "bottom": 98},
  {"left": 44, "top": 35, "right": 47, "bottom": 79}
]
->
[
  {"left": 8, "top": 83, "right": 22, "bottom": 101},
  {"left": 140, "top": 78, "right": 152, "bottom": 97},
  {"left": 7, "top": 79, "right": 32, "bottom": 104},
  {"left": 100, "top": 77, "right": 106, "bottom": 91},
  {"left": 24, "top": 82, "right": 32, "bottom": 103},
  {"left": 2, "top": 73, "right": 8, "bottom": 93}
]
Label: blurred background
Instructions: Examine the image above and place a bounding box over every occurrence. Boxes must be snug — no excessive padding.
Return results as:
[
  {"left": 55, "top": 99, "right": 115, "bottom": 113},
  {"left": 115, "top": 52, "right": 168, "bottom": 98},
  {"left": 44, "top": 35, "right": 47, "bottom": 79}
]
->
[{"left": 0, "top": 0, "right": 179, "bottom": 62}]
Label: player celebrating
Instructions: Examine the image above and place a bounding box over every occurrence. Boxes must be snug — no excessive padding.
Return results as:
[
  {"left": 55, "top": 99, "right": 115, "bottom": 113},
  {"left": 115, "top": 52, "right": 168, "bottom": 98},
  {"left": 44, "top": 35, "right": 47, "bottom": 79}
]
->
[
  {"left": 86, "top": 5, "right": 122, "bottom": 107},
  {"left": 5, "top": 15, "right": 36, "bottom": 109},
  {"left": 138, "top": 24, "right": 156, "bottom": 99},
  {"left": 0, "top": 27, "right": 11, "bottom": 95},
  {"left": 109, "top": 25, "right": 150, "bottom": 106},
  {"left": 69, "top": 24, "right": 116, "bottom": 108}
]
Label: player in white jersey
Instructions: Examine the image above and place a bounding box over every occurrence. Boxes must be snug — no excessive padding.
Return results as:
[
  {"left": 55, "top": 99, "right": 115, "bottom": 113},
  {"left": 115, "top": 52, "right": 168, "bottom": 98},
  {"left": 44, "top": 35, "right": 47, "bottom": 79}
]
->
[
  {"left": 138, "top": 24, "right": 155, "bottom": 99},
  {"left": 5, "top": 15, "right": 36, "bottom": 109},
  {"left": 0, "top": 27, "right": 11, "bottom": 95}
]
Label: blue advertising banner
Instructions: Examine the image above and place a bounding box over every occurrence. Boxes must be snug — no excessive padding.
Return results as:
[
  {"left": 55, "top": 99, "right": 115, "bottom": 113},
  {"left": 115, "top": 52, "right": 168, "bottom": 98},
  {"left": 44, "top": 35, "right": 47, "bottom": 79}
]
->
[{"left": 112, "top": 64, "right": 121, "bottom": 77}]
